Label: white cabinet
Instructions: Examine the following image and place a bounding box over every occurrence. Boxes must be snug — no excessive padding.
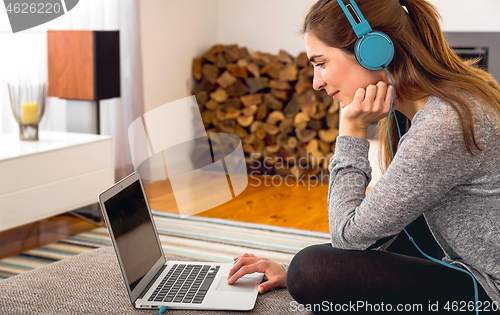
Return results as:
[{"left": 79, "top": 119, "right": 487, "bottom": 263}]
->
[{"left": 0, "top": 131, "right": 114, "bottom": 232}]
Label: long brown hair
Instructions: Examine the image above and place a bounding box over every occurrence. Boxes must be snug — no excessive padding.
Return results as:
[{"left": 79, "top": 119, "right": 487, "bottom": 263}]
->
[{"left": 303, "top": 0, "right": 500, "bottom": 171}]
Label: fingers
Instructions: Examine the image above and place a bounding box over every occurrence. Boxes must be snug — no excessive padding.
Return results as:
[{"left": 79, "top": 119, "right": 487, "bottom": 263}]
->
[
  {"left": 227, "top": 259, "right": 267, "bottom": 285},
  {"left": 361, "top": 81, "right": 393, "bottom": 115},
  {"left": 258, "top": 277, "right": 282, "bottom": 294},
  {"left": 349, "top": 87, "right": 366, "bottom": 108},
  {"left": 228, "top": 254, "right": 259, "bottom": 280},
  {"left": 233, "top": 253, "right": 255, "bottom": 262}
]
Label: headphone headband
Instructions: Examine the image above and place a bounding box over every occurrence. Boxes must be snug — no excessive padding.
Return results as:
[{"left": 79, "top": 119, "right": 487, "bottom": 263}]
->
[
  {"left": 336, "top": 0, "right": 371, "bottom": 38},
  {"left": 336, "top": 0, "right": 394, "bottom": 70}
]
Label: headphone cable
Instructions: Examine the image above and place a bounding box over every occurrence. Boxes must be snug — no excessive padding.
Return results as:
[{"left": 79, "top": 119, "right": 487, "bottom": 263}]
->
[{"left": 383, "top": 67, "right": 479, "bottom": 315}]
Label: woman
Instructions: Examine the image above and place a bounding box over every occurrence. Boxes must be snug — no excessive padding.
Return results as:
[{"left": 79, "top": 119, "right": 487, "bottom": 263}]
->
[{"left": 228, "top": 0, "right": 500, "bottom": 313}]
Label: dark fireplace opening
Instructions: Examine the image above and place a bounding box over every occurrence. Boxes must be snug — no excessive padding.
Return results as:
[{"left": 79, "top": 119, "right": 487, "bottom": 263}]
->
[{"left": 453, "top": 46, "right": 488, "bottom": 71}]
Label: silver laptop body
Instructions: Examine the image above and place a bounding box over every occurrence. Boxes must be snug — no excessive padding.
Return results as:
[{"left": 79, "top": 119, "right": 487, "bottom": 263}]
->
[{"left": 98, "top": 171, "right": 263, "bottom": 311}]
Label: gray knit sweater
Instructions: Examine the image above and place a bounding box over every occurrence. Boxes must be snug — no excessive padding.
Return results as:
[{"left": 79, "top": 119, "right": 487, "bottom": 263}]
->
[{"left": 284, "top": 96, "right": 500, "bottom": 302}]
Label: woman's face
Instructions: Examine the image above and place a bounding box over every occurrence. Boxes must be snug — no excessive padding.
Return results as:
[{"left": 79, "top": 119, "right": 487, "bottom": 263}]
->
[{"left": 304, "top": 33, "right": 387, "bottom": 106}]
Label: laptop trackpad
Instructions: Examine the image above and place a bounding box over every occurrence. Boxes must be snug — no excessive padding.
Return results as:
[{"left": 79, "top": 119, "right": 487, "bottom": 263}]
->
[{"left": 216, "top": 276, "right": 257, "bottom": 293}]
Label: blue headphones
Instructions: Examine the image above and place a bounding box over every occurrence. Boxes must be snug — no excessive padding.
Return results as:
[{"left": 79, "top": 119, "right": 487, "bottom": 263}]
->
[{"left": 336, "top": 0, "right": 394, "bottom": 70}]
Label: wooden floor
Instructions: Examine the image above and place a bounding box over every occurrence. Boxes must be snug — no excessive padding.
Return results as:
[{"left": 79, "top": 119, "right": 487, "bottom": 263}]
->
[
  {"left": 0, "top": 175, "right": 330, "bottom": 259},
  {"left": 0, "top": 215, "right": 96, "bottom": 260},
  {"left": 144, "top": 175, "right": 330, "bottom": 232}
]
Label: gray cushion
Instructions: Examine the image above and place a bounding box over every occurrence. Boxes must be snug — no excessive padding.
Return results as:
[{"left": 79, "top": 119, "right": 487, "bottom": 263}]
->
[{"left": 0, "top": 246, "right": 309, "bottom": 314}]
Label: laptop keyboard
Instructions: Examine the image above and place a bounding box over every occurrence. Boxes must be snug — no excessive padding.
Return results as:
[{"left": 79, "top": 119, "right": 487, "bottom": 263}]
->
[{"left": 148, "top": 264, "right": 220, "bottom": 304}]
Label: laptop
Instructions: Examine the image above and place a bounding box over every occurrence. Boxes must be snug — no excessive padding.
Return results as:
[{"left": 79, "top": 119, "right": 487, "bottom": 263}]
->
[{"left": 98, "top": 171, "right": 263, "bottom": 311}]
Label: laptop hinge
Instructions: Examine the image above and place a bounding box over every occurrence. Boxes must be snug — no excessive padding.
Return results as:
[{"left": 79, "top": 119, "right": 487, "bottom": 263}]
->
[{"left": 138, "top": 264, "right": 167, "bottom": 300}]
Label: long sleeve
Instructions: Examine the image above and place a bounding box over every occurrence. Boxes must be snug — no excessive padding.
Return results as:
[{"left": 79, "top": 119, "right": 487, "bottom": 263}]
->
[{"left": 327, "top": 97, "right": 488, "bottom": 250}]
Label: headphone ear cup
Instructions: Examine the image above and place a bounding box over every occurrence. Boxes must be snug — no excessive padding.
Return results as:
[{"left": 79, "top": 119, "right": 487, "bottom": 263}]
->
[{"left": 355, "top": 31, "right": 394, "bottom": 70}]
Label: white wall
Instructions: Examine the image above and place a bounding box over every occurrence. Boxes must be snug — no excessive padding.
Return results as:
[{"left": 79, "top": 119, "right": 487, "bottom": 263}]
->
[
  {"left": 217, "top": 0, "right": 316, "bottom": 57},
  {"left": 139, "top": 0, "right": 219, "bottom": 112},
  {"left": 430, "top": 0, "right": 500, "bottom": 32}
]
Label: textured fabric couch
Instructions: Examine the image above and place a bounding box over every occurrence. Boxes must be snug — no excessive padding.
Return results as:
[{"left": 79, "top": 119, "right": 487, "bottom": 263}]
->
[{"left": 0, "top": 246, "right": 309, "bottom": 315}]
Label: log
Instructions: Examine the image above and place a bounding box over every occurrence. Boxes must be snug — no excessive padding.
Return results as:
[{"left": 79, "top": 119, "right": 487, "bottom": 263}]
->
[
  {"left": 265, "top": 142, "right": 281, "bottom": 154},
  {"left": 266, "top": 110, "right": 285, "bottom": 125},
  {"left": 294, "top": 76, "right": 312, "bottom": 95},
  {"left": 300, "top": 89, "right": 319, "bottom": 116},
  {"left": 279, "top": 64, "right": 298, "bottom": 82},
  {"left": 234, "top": 124, "right": 248, "bottom": 139},
  {"left": 204, "top": 99, "right": 218, "bottom": 111},
  {"left": 283, "top": 93, "right": 301, "bottom": 118},
  {"left": 263, "top": 123, "right": 280, "bottom": 136},
  {"left": 215, "top": 106, "right": 240, "bottom": 121},
  {"left": 250, "top": 121, "right": 263, "bottom": 133},
  {"left": 215, "top": 53, "right": 228, "bottom": 68},
  {"left": 295, "top": 52, "right": 310, "bottom": 68},
  {"left": 326, "top": 112, "right": 340, "bottom": 129},
  {"left": 255, "top": 104, "right": 268, "bottom": 121},
  {"left": 201, "top": 110, "right": 215, "bottom": 126},
  {"left": 194, "top": 90, "right": 208, "bottom": 106},
  {"left": 250, "top": 51, "right": 273, "bottom": 67},
  {"left": 193, "top": 57, "right": 203, "bottom": 81},
  {"left": 202, "top": 63, "right": 220, "bottom": 84},
  {"left": 240, "top": 94, "right": 263, "bottom": 106},
  {"left": 278, "top": 49, "right": 294, "bottom": 64},
  {"left": 237, "top": 58, "right": 249, "bottom": 67},
  {"left": 318, "top": 140, "right": 331, "bottom": 156},
  {"left": 192, "top": 78, "right": 216, "bottom": 94},
  {"left": 216, "top": 71, "right": 237, "bottom": 89},
  {"left": 295, "top": 128, "right": 317, "bottom": 143},
  {"left": 226, "top": 80, "right": 249, "bottom": 97},
  {"left": 310, "top": 107, "right": 327, "bottom": 120},
  {"left": 263, "top": 94, "right": 283, "bottom": 111},
  {"left": 242, "top": 133, "right": 255, "bottom": 144},
  {"left": 269, "top": 80, "right": 292, "bottom": 90},
  {"left": 285, "top": 136, "right": 298, "bottom": 149},
  {"left": 318, "top": 128, "right": 339, "bottom": 143},
  {"left": 214, "top": 119, "right": 236, "bottom": 134},
  {"left": 226, "top": 64, "right": 248, "bottom": 79},
  {"left": 245, "top": 77, "right": 269, "bottom": 94},
  {"left": 293, "top": 112, "right": 310, "bottom": 130},
  {"left": 255, "top": 129, "right": 266, "bottom": 140},
  {"left": 237, "top": 115, "right": 254, "bottom": 128},
  {"left": 279, "top": 117, "right": 293, "bottom": 134},
  {"left": 247, "top": 63, "right": 261, "bottom": 77},
  {"left": 261, "top": 59, "right": 284, "bottom": 80},
  {"left": 223, "top": 97, "right": 241, "bottom": 109},
  {"left": 210, "top": 87, "right": 228, "bottom": 103},
  {"left": 308, "top": 119, "right": 322, "bottom": 131},
  {"left": 329, "top": 100, "right": 340, "bottom": 113},
  {"left": 270, "top": 89, "right": 289, "bottom": 100},
  {"left": 241, "top": 104, "right": 257, "bottom": 116}
]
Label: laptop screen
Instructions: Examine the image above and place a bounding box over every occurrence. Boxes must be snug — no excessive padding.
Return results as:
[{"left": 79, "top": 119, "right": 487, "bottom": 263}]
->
[{"left": 104, "top": 179, "right": 162, "bottom": 291}]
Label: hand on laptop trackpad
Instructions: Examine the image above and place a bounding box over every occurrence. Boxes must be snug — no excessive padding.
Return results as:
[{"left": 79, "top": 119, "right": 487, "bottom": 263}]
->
[{"left": 216, "top": 276, "right": 257, "bottom": 293}]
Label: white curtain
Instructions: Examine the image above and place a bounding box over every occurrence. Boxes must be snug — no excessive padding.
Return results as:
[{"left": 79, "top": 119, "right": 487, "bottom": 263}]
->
[{"left": 0, "top": 0, "right": 144, "bottom": 181}]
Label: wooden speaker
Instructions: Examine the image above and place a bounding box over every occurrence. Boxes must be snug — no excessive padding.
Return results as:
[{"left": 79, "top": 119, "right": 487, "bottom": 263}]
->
[{"left": 47, "top": 30, "right": 120, "bottom": 101}]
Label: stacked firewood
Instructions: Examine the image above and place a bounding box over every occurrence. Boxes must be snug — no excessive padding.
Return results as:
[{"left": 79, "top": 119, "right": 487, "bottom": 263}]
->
[{"left": 192, "top": 44, "right": 339, "bottom": 182}]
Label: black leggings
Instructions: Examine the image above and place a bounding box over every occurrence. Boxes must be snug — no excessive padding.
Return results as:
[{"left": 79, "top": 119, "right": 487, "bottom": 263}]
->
[{"left": 287, "top": 219, "right": 492, "bottom": 314}]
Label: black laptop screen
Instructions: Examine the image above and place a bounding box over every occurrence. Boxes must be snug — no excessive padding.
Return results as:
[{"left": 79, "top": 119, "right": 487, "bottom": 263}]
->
[{"left": 104, "top": 180, "right": 162, "bottom": 291}]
